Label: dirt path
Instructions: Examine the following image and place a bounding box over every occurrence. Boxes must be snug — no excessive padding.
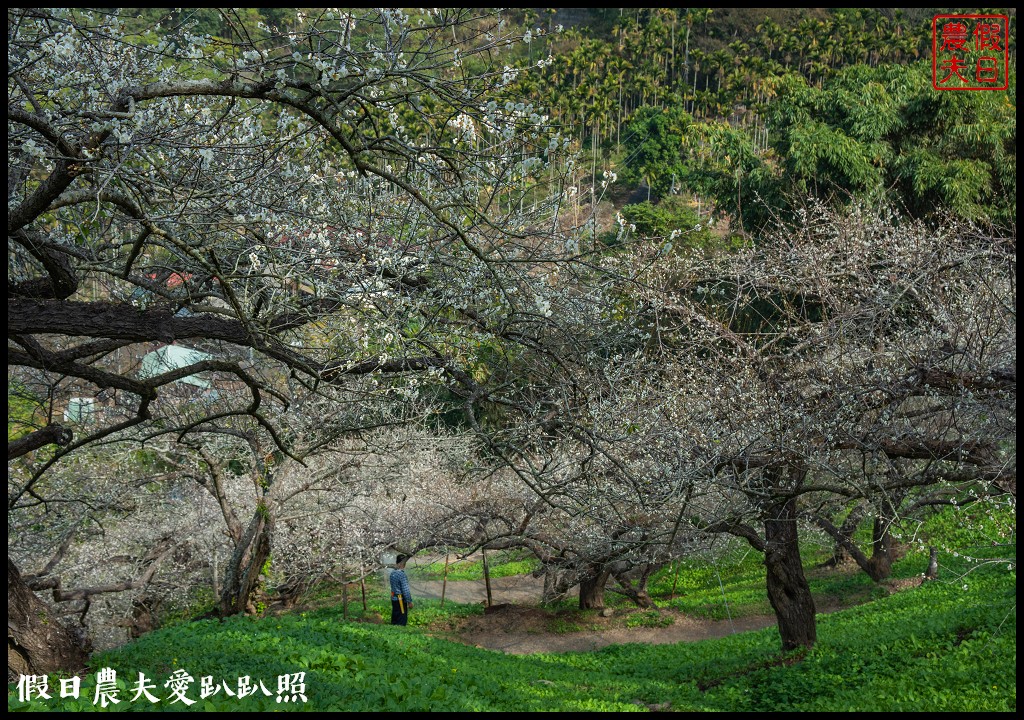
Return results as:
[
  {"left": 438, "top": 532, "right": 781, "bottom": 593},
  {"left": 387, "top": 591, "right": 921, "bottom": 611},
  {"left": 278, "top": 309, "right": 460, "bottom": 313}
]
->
[
  {"left": 452, "top": 607, "right": 780, "bottom": 655},
  {"left": 382, "top": 558, "right": 900, "bottom": 656},
  {"left": 399, "top": 572, "right": 782, "bottom": 655}
]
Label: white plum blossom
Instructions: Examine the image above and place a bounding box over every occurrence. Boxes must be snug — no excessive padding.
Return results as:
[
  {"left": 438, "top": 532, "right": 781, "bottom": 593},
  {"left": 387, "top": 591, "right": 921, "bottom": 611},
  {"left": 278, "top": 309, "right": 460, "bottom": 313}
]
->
[{"left": 448, "top": 112, "right": 477, "bottom": 142}]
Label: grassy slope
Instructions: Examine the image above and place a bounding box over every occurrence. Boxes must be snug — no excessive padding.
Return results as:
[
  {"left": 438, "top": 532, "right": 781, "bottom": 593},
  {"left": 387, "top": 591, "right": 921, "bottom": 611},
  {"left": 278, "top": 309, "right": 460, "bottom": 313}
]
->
[{"left": 9, "top": 524, "right": 1015, "bottom": 712}]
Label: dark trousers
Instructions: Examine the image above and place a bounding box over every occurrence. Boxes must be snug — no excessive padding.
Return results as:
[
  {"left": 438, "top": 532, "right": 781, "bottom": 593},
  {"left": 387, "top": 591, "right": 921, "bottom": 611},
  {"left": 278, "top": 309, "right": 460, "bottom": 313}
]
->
[{"left": 391, "top": 598, "right": 408, "bottom": 626}]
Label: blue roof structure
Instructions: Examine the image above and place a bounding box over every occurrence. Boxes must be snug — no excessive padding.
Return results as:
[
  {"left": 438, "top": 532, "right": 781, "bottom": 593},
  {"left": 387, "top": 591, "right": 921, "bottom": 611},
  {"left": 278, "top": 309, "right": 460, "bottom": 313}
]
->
[{"left": 139, "top": 345, "right": 214, "bottom": 388}]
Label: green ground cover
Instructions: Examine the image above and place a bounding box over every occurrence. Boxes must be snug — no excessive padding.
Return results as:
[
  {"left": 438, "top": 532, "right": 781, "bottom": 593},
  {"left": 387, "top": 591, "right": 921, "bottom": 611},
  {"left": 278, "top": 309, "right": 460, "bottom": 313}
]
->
[{"left": 10, "top": 509, "right": 1015, "bottom": 712}]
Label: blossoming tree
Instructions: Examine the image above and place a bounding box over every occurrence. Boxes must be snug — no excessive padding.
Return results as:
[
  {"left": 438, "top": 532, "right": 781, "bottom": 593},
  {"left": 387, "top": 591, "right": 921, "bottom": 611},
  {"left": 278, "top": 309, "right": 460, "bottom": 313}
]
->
[
  {"left": 651, "top": 204, "right": 1015, "bottom": 649},
  {"left": 7, "top": 7, "right": 583, "bottom": 673}
]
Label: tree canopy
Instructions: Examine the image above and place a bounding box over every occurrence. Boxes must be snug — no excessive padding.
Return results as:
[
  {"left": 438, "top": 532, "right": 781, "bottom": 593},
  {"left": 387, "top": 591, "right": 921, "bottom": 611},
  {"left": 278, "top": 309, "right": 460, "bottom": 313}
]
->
[{"left": 8, "top": 6, "right": 599, "bottom": 671}]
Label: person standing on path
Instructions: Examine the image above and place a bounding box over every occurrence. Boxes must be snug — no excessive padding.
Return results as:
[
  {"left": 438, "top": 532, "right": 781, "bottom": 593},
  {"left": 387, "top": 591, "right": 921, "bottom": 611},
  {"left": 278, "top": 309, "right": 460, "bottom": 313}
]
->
[{"left": 390, "top": 554, "right": 413, "bottom": 626}]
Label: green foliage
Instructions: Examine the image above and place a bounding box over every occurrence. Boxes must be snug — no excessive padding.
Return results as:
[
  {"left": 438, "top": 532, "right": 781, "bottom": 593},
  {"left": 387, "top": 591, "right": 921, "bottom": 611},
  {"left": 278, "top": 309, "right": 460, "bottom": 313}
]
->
[
  {"left": 895, "top": 500, "right": 1017, "bottom": 580},
  {"left": 9, "top": 503, "right": 1014, "bottom": 711},
  {"left": 149, "top": 584, "right": 219, "bottom": 632},
  {"left": 682, "top": 119, "right": 780, "bottom": 234},
  {"left": 757, "top": 62, "right": 1016, "bottom": 230},
  {"left": 763, "top": 571, "right": 1016, "bottom": 711},
  {"left": 405, "top": 598, "right": 486, "bottom": 630},
  {"left": 550, "top": 617, "right": 585, "bottom": 634},
  {"left": 503, "top": 8, "right": 1013, "bottom": 234},
  {"left": 7, "top": 380, "right": 45, "bottom": 442},
  {"left": 616, "top": 196, "right": 717, "bottom": 253},
  {"left": 620, "top": 105, "right": 694, "bottom": 198},
  {"left": 10, "top": 563, "right": 1013, "bottom": 712},
  {"left": 625, "top": 609, "right": 674, "bottom": 629},
  {"left": 649, "top": 543, "right": 766, "bottom": 608},
  {"left": 408, "top": 552, "right": 540, "bottom": 582}
]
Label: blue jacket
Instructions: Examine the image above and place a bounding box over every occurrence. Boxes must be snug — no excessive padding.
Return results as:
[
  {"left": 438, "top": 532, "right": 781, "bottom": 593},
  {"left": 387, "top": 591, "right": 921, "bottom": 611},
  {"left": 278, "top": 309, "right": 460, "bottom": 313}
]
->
[{"left": 389, "top": 569, "right": 412, "bottom": 603}]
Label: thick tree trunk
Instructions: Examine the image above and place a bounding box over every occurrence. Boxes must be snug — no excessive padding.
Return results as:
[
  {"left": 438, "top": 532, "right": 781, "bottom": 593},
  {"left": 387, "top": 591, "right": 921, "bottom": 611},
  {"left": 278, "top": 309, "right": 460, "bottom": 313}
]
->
[
  {"left": 578, "top": 564, "right": 611, "bottom": 609},
  {"left": 763, "top": 498, "right": 817, "bottom": 651},
  {"left": 219, "top": 503, "right": 274, "bottom": 616},
  {"left": 8, "top": 557, "right": 88, "bottom": 679},
  {"left": 865, "top": 516, "right": 894, "bottom": 582}
]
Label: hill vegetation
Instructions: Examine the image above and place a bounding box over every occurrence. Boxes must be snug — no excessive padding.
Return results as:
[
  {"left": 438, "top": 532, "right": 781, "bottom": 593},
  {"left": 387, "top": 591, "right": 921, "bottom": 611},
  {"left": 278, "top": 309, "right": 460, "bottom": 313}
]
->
[{"left": 10, "top": 505, "right": 1016, "bottom": 711}]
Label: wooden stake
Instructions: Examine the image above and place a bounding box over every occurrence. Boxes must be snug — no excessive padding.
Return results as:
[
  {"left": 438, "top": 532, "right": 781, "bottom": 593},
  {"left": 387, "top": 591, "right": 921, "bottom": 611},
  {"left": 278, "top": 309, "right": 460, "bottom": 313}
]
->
[
  {"left": 482, "top": 547, "right": 493, "bottom": 607},
  {"left": 441, "top": 550, "right": 450, "bottom": 608}
]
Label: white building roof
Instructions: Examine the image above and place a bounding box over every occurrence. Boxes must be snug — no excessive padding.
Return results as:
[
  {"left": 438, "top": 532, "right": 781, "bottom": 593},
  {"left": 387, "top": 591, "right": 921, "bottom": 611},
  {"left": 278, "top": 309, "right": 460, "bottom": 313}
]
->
[{"left": 139, "top": 345, "right": 214, "bottom": 388}]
